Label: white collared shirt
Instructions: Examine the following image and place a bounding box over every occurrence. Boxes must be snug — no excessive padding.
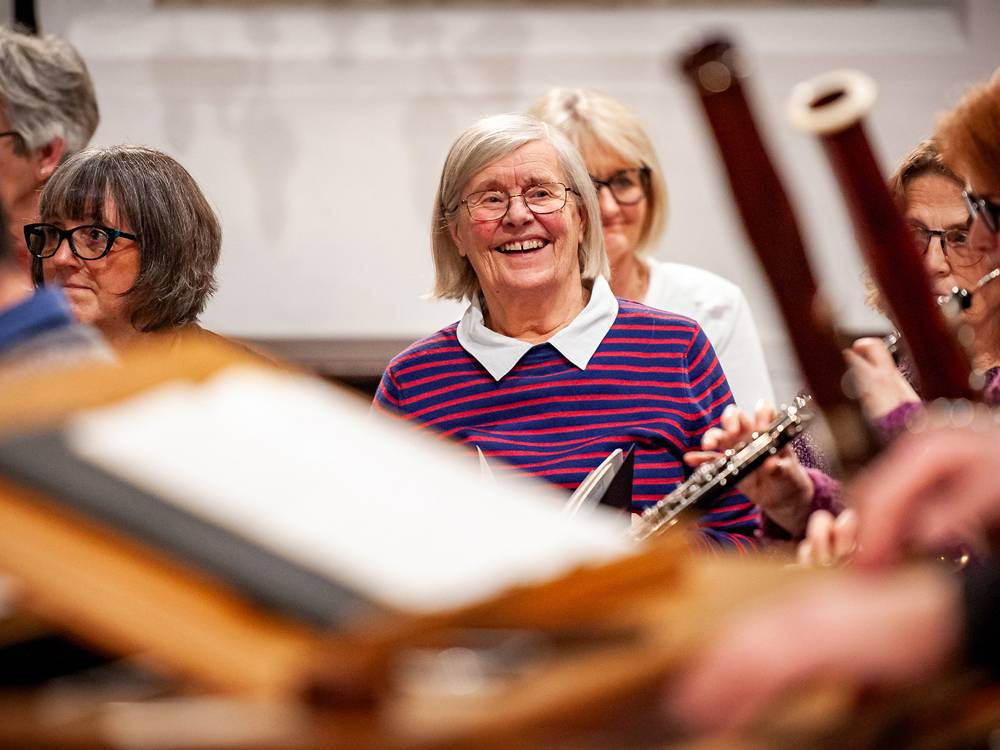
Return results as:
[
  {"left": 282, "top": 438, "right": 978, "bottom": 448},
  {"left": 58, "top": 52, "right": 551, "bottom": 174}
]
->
[
  {"left": 641, "top": 258, "right": 774, "bottom": 408},
  {"left": 456, "top": 276, "right": 619, "bottom": 381}
]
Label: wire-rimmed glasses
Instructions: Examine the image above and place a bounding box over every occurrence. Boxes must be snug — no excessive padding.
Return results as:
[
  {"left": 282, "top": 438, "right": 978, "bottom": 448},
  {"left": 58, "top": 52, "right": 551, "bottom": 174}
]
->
[
  {"left": 24, "top": 223, "right": 138, "bottom": 262},
  {"left": 457, "top": 182, "right": 577, "bottom": 222}
]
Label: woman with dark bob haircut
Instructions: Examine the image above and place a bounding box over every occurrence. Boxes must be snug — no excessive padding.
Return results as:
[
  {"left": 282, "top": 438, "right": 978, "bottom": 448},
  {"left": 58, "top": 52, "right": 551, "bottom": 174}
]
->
[{"left": 26, "top": 145, "right": 221, "bottom": 349}]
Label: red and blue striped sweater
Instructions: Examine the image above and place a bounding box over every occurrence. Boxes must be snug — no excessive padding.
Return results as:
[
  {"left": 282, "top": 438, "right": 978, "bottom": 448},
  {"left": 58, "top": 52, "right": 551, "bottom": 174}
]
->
[{"left": 375, "top": 298, "right": 759, "bottom": 550}]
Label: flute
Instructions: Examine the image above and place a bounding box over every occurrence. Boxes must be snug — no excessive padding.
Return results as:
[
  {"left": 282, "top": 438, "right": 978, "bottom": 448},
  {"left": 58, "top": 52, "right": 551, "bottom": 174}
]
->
[{"left": 631, "top": 395, "right": 811, "bottom": 542}]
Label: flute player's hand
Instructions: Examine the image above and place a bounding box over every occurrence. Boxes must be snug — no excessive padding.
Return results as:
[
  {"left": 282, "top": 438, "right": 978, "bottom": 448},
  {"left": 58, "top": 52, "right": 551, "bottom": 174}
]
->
[
  {"left": 843, "top": 337, "right": 919, "bottom": 420},
  {"left": 684, "top": 402, "right": 814, "bottom": 537},
  {"left": 796, "top": 508, "right": 859, "bottom": 567}
]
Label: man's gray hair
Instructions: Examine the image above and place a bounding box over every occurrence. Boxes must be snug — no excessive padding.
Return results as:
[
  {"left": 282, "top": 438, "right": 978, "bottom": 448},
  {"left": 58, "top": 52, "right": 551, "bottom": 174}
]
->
[
  {"left": 0, "top": 26, "right": 99, "bottom": 158},
  {"left": 432, "top": 113, "right": 608, "bottom": 301}
]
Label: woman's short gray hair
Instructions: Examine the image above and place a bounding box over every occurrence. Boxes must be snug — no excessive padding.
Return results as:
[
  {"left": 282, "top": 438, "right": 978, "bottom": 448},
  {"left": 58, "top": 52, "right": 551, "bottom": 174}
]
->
[
  {"left": 433, "top": 113, "right": 608, "bottom": 301},
  {"left": 0, "top": 26, "right": 99, "bottom": 157},
  {"left": 39, "top": 146, "right": 221, "bottom": 332},
  {"left": 529, "top": 88, "right": 668, "bottom": 256}
]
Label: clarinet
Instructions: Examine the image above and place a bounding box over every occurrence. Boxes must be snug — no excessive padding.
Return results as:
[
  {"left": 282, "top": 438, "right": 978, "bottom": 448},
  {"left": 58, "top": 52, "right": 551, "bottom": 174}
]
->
[{"left": 629, "top": 271, "right": 1000, "bottom": 543}]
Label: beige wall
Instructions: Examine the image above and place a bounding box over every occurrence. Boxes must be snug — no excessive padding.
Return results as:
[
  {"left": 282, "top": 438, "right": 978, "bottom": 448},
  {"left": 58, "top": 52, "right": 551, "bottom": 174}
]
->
[{"left": 38, "top": 0, "right": 1000, "bottom": 397}]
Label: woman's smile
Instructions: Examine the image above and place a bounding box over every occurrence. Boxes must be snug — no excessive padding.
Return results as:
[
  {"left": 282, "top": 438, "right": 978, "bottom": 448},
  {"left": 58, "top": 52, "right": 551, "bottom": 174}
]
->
[{"left": 493, "top": 238, "right": 550, "bottom": 254}]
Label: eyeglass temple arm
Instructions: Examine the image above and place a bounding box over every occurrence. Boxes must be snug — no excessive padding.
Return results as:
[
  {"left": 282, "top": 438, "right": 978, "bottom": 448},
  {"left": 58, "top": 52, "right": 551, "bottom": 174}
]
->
[{"left": 32, "top": 256, "right": 45, "bottom": 288}]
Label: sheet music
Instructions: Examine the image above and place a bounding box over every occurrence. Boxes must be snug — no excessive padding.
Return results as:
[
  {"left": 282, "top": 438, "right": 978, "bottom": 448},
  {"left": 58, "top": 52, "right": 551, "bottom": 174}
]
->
[{"left": 66, "top": 367, "right": 631, "bottom": 614}]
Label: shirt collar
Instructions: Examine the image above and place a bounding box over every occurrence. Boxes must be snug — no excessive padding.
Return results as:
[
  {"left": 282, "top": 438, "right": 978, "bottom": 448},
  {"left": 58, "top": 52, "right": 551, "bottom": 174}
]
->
[{"left": 456, "top": 275, "right": 618, "bottom": 381}]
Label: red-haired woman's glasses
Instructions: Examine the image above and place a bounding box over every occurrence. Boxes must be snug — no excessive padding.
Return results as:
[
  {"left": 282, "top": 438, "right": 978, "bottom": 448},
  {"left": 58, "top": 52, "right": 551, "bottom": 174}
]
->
[{"left": 963, "top": 190, "right": 999, "bottom": 234}]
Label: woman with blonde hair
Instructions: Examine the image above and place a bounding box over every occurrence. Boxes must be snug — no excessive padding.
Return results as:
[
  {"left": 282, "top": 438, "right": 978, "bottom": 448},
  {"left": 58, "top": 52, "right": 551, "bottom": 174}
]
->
[{"left": 530, "top": 88, "right": 773, "bottom": 409}]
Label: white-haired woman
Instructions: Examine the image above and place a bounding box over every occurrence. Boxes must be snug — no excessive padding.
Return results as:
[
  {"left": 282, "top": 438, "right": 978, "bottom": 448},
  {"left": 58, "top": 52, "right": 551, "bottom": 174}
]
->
[
  {"left": 375, "top": 113, "right": 757, "bottom": 550},
  {"left": 530, "top": 88, "right": 773, "bottom": 410}
]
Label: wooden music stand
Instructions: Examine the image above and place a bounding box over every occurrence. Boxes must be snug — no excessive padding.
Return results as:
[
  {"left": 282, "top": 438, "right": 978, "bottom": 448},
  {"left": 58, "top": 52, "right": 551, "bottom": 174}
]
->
[{"left": 0, "top": 334, "right": 994, "bottom": 749}]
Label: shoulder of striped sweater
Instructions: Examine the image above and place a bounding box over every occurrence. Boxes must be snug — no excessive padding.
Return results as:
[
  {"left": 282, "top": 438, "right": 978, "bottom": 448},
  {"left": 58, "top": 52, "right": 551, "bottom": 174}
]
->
[
  {"left": 385, "top": 323, "right": 462, "bottom": 369},
  {"left": 615, "top": 298, "right": 701, "bottom": 331}
]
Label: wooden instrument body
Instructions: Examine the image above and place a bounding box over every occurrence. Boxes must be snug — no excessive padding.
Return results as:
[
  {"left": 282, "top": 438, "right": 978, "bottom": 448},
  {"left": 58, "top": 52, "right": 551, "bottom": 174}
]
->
[
  {"left": 679, "top": 41, "right": 876, "bottom": 473},
  {"left": 787, "top": 72, "right": 977, "bottom": 402}
]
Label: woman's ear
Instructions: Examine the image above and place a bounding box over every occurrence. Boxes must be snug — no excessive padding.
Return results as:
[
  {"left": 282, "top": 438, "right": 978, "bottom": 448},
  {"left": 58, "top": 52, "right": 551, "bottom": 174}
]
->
[
  {"left": 35, "top": 137, "right": 66, "bottom": 180},
  {"left": 447, "top": 212, "right": 467, "bottom": 257}
]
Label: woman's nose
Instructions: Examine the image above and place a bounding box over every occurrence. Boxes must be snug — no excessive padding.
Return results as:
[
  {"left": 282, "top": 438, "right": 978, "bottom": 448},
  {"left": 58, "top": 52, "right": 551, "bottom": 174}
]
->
[
  {"left": 923, "top": 234, "right": 952, "bottom": 277},
  {"left": 597, "top": 185, "right": 620, "bottom": 219},
  {"left": 49, "top": 237, "right": 81, "bottom": 268},
  {"left": 503, "top": 194, "right": 535, "bottom": 225}
]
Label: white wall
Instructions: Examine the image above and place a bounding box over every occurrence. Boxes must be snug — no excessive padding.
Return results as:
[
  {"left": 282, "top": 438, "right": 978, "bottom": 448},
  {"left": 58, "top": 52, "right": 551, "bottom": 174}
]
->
[{"left": 37, "top": 0, "right": 1000, "bottom": 398}]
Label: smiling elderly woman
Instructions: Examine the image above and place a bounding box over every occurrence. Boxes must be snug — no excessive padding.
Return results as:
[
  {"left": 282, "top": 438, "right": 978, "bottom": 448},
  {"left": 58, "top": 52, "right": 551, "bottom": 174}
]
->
[
  {"left": 375, "top": 114, "right": 758, "bottom": 550},
  {"left": 27, "top": 145, "right": 221, "bottom": 351}
]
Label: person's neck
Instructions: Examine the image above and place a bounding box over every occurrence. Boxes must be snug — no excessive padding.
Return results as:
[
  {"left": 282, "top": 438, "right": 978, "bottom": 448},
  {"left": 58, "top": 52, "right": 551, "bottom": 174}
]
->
[
  {"left": 608, "top": 252, "right": 648, "bottom": 303},
  {"left": 973, "top": 320, "right": 1000, "bottom": 372},
  {"left": 482, "top": 282, "right": 589, "bottom": 344},
  {"left": 98, "top": 321, "right": 145, "bottom": 351}
]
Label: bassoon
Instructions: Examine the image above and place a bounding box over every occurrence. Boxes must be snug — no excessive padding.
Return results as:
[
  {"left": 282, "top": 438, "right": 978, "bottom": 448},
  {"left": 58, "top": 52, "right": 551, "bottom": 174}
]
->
[
  {"left": 679, "top": 38, "right": 877, "bottom": 475},
  {"left": 787, "top": 70, "right": 977, "bottom": 400}
]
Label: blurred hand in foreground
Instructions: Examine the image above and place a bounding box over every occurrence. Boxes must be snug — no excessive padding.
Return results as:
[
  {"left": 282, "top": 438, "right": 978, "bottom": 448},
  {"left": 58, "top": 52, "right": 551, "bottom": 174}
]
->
[
  {"left": 853, "top": 421, "right": 1000, "bottom": 567},
  {"left": 665, "top": 567, "right": 961, "bottom": 735}
]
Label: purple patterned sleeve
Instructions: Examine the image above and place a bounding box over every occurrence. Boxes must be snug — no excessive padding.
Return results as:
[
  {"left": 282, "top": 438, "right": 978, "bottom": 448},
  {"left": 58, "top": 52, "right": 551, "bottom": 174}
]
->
[
  {"left": 758, "top": 467, "right": 843, "bottom": 543},
  {"left": 805, "top": 467, "right": 843, "bottom": 515},
  {"left": 984, "top": 367, "right": 1000, "bottom": 406},
  {"left": 870, "top": 400, "right": 924, "bottom": 442}
]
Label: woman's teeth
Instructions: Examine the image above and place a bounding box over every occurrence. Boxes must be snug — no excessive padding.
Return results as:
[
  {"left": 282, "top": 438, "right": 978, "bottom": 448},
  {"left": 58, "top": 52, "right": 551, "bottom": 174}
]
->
[{"left": 495, "top": 239, "right": 548, "bottom": 253}]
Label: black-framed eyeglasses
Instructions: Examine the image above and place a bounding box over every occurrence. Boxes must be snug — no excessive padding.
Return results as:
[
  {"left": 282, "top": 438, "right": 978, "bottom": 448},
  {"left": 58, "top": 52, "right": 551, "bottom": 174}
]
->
[
  {"left": 456, "top": 182, "right": 578, "bottom": 222},
  {"left": 591, "top": 166, "right": 650, "bottom": 206},
  {"left": 0, "top": 130, "right": 24, "bottom": 146},
  {"left": 964, "top": 189, "right": 1000, "bottom": 234},
  {"left": 24, "top": 223, "right": 138, "bottom": 261}
]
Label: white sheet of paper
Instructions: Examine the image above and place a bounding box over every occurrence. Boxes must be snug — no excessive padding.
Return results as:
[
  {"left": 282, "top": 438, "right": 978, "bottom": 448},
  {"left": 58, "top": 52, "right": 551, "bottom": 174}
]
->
[{"left": 67, "top": 367, "right": 632, "bottom": 614}]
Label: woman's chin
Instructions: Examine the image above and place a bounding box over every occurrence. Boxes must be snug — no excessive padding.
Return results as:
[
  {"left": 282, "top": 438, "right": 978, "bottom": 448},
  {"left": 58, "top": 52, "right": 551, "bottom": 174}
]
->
[
  {"left": 603, "top": 237, "right": 636, "bottom": 265},
  {"left": 494, "top": 268, "right": 565, "bottom": 296}
]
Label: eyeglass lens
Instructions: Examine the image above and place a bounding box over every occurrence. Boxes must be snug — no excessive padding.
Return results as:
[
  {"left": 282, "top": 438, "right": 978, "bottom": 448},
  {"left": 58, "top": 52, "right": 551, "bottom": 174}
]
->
[
  {"left": 593, "top": 170, "right": 646, "bottom": 205},
  {"left": 909, "top": 226, "right": 982, "bottom": 267}
]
